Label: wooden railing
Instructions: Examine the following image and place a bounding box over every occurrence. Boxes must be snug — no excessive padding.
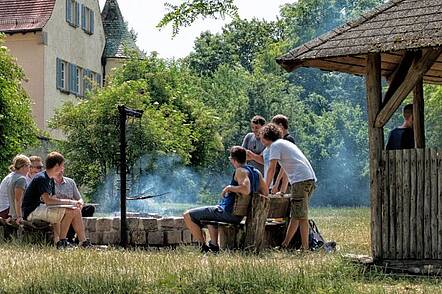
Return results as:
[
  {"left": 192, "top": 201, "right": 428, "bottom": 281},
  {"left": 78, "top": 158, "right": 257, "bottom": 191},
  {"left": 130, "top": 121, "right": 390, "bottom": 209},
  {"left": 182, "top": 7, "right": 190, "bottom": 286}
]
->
[{"left": 379, "top": 148, "right": 441, "bottom": 260}]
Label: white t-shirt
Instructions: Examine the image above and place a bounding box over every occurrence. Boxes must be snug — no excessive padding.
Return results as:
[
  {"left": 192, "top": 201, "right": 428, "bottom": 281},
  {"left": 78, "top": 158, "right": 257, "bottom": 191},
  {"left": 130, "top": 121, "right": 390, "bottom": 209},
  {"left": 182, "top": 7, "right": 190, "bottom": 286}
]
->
[
  {"left": 0, "top": 173, "right": 13, "bottom": 212},
  {"left": 269, "top": 139, "right": 316, "bottom": 184}
]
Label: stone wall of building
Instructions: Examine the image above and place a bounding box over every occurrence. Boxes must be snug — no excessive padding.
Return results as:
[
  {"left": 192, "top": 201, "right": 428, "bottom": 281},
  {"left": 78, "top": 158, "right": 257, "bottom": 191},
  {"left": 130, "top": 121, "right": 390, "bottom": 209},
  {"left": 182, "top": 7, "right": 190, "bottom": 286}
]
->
[{"left": 83, "top": 217, "right": 196, "bottom": 246}]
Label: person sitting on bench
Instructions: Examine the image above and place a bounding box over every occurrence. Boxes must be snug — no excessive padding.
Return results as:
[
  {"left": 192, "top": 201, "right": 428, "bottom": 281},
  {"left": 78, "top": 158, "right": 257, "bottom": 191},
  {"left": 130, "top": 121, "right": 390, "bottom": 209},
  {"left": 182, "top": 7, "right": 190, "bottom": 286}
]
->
[
  {"left": 22, "top": 152, "right": 87, "bottom": 248},
  {"left": 183, "top": 146, "right": 268, "bottom": 253}
]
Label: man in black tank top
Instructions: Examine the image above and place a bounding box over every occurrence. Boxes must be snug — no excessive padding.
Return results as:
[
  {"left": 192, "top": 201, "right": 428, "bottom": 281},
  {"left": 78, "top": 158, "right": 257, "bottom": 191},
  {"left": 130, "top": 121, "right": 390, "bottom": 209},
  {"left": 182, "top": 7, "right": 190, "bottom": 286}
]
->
[{"left": 386, "top": 104, "right": 415, "bottom": 150}]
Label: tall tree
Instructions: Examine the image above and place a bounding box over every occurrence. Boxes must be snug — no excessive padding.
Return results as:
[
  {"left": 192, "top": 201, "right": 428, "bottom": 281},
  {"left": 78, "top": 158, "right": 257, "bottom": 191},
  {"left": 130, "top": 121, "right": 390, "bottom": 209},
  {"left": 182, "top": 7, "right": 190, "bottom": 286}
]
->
[{"left": 0, "top": 35, "right": 38, "bottom": 177}]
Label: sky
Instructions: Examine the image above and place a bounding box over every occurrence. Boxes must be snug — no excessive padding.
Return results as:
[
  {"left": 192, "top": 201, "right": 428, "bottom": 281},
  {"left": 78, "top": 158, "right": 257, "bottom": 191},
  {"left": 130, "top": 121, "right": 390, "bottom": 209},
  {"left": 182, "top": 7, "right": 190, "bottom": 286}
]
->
[{"left": 98, "top": 0, "right": 295, "bottom": 59}]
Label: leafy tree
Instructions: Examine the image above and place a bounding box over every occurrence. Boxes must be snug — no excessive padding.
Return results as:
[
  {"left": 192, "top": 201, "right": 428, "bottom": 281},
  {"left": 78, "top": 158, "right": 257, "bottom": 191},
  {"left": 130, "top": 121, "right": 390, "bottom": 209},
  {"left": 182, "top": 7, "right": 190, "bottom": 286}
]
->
[
  {"left": 50, "top": 54, "right": 223, "bottom": 194},
  {"left": 158, "top": 0, "right": 238, "bottom": 36},
  {"left": 0, "top": 35, "right": 38, "bottom": 178}
]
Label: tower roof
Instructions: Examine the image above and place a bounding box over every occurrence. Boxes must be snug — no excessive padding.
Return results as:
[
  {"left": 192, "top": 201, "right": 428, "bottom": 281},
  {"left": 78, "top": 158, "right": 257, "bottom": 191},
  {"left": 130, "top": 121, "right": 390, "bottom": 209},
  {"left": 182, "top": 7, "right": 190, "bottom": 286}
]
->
[{"left": 101, "top": 0, "right": 141, "bottom": 58}]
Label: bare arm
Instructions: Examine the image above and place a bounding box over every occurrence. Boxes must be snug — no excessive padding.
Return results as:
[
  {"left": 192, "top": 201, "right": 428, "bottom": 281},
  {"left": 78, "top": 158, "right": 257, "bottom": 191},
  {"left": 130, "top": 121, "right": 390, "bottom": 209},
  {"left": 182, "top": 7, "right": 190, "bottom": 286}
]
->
[
  {"left": 41, "top": 193, "right": 80, "bottom": 206},
  {"left": 246, "top": 150, "right": 264, "bottom": 164},
  {"left": 14, "top": 187, "right": 25, "bottom": 221},
  {"left": 221, "top": 168, "right": 251, "bottom": 197},
  {"left": 257, "top": 171, "right": 269, "bottom": 196},
  {"left": 265, "top": 159, "right": 278, "bottom": 189}
]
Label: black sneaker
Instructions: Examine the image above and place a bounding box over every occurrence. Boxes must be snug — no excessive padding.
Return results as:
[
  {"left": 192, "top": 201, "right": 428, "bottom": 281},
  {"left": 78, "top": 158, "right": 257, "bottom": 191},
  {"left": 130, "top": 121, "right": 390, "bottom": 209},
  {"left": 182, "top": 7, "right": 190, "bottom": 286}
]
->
[
  {"left": 208, "top": 241, "right": 220, "bottom": 253},
  {"left": 80, "top": 239, "right": 93, "bottom": 248},
  {"left": 56, "top": 239, "right": 74, "bottom": 250},
  {"left": 200, "top": 243, "right": 210, "bottom": 253}
]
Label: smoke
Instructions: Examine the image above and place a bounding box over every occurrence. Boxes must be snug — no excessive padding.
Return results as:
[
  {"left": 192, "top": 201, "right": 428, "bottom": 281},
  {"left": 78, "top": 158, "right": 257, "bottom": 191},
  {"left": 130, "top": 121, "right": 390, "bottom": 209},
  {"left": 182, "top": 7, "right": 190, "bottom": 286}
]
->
[
  {"left": 94, "top": 154, "right": 231, "bottom": 216},
  {"left": 311, "top": 143, "right": 369, "bottom": 207}
]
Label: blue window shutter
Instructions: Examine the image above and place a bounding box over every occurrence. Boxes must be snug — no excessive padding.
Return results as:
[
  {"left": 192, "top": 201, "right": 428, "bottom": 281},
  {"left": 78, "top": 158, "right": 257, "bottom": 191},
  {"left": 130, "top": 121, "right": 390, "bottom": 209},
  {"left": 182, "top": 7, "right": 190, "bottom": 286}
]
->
[
  {"left": 81, "top": 4, "right": 86, "bottom": 30},
  {"left": 66, "top": 0, "right": 72, "bottom": 23},
  {"left": 69, "top": 63, "right": 75, "bottom": 93},
  {"left": 56, "top": 58, "right": 61, "bottom": 89},
  {"left": 90, "top": 10, "right": 94, "bottom": 34},
  {"left": 73, "top": 65, "right": 78, "bottom": 94},
  {"left": 75, "top": 2, "right": 80, "bottom": 27}
]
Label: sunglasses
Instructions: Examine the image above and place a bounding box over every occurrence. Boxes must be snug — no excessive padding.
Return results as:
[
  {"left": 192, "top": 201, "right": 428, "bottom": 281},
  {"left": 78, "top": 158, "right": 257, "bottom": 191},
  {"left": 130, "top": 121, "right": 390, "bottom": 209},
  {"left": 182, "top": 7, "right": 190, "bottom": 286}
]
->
[{"left": 32, "top": 165, "right": 44, "bottom": 170}]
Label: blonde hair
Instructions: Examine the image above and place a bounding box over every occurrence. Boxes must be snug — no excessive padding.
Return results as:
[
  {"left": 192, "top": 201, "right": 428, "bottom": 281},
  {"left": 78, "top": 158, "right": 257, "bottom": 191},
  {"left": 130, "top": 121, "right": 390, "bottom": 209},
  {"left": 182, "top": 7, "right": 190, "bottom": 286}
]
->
[{"left": 9, "top": 154, "right": 31, "bottom": 172}]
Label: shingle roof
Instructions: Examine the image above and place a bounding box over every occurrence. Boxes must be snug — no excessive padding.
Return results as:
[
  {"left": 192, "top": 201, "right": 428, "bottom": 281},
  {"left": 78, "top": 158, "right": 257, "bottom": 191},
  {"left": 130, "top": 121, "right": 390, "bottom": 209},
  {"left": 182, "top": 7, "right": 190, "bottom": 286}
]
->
[
  {"left": 277, "top": 0, "right": 442, "bottom": 83},
  {"left": 101, "top": 0, "right": 140, "bottom": 58},
  {"left": 0, "top": 0, "right": 56, "bottom": 33}
]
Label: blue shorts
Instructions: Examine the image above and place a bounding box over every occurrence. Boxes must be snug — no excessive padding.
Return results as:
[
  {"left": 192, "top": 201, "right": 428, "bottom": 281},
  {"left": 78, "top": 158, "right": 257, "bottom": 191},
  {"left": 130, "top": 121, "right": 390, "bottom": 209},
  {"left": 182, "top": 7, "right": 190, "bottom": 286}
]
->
[{"left": 188, "top": 206, "right": 243, "bottom": 227}]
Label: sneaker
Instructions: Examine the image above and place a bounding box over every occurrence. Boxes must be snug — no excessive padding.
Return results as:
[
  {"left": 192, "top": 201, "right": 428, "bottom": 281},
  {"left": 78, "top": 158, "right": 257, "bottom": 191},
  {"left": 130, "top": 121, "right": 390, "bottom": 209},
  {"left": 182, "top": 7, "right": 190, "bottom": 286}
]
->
[
  {"left": 56, "top": 239, "right": 74, "bottom": 250},
  {"left": 208, "top": 241, "right": 220, "bottom": 253},
  {"left": 200, "top": 243, "right": 210, "bottom": 253},
  {"left": 79, "top": 239, "right": 93, "bottom": 248}
]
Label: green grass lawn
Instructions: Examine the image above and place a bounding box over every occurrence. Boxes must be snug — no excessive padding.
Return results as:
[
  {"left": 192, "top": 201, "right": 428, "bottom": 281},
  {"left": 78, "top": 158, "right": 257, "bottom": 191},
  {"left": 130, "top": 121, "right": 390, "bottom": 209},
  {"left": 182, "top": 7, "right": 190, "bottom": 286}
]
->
[{"left": 0, "top": 208, "right": 441, "bottom": 293}]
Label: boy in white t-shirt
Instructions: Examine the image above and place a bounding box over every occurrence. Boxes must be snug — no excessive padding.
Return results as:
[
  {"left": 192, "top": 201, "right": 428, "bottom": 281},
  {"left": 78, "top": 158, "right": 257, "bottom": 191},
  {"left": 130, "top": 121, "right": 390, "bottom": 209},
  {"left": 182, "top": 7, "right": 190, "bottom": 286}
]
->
[{"left": 260, "top": 123, "right": 316, "bottom": 250}]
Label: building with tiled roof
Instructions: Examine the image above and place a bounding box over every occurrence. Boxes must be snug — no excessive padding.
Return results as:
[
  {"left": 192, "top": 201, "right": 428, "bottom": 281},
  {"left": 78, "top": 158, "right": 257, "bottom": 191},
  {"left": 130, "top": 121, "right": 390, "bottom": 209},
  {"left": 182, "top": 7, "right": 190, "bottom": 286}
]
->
[{"left": 0, "top": 0, "right": 137, "bottom": 135}]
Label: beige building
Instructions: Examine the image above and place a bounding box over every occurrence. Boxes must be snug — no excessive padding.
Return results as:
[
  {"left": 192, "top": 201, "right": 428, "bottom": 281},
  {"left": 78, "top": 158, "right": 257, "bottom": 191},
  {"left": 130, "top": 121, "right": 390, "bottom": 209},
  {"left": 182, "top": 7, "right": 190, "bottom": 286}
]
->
[{"left": 0, "top": 0, "right": 139, "bottom": 135}]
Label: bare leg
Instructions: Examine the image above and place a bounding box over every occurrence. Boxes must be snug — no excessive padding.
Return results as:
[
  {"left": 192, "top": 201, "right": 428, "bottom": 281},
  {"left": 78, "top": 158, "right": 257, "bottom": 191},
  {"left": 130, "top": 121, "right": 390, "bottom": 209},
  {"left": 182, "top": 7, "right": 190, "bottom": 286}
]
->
[
  {"left": 52, "top": 223, "right": 61, "bottom": 245},
  {"left": 281, "top": 218, "right": 300, "bottom": 248},
  {"left": 207, "top": 225, "right": 218, "bottom": 246},
  {"left": 299, "top": 219, "right": 309, "bottom": 250},
  {"left": 59, "top": 209, "right": 76, "bottom": 239},
  {"left": 71, "top": 209, "right": 87, "bottom": 243},
  {"left": 183, "top": 212, "right": 205, "bottom": 243}
]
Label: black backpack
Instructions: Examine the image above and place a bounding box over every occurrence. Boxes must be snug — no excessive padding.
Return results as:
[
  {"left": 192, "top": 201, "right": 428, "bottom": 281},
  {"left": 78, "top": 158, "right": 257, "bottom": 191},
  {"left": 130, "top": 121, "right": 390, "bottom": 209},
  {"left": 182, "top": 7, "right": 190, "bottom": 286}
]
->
[{"left": 291, "top": 219, "right": 335, "bottom": 252}]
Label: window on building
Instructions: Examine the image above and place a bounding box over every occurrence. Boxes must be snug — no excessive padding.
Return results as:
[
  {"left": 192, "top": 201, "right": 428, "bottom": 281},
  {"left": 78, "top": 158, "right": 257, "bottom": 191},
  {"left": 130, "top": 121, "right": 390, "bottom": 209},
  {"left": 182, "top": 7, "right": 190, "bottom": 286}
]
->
[
  {"left": 57, "top": 58, "right": 101, "bottom": 96},
  {"left": 56, "top": 58, "right": 69, "bottom": 92},
  {"left": 66, "top": 0, "right": 80, "bottom": 27},
  {"left": 81, "top": 5, "right": 94, "bottom": 34}
]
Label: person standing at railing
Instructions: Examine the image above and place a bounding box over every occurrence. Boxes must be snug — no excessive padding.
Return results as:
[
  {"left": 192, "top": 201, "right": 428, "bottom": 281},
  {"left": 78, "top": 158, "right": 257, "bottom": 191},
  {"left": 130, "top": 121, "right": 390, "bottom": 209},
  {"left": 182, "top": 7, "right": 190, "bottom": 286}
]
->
[
  {"left": 242, "top": 115, "right": 266, "bottom": 174},
  {"left": 386, "top": 104, "right": 414, "bottom": 150}
]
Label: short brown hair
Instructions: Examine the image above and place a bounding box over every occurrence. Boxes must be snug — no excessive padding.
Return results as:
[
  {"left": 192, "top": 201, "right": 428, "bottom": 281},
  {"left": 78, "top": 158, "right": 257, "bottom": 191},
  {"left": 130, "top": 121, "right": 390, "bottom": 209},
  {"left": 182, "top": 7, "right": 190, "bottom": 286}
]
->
[
  {"left": 271, "top": 114, "right": 289, "bottom": 130},
  {"left": 229, "top": 146, "right": 247, "bottom": 164},
  {"left": 403, "top": 104, "right": 413, "bottom": 119},
  {"left": 251, "top": 115, "right": 266, "bottom": 126},
  {"left": 29, "top": 155, "right": 43, "bottom": 164},
  {"left": 45, "top": 152, "right": 64, "bottom": 169},
  {"left": 260, "top": 123, "right": 282, "bottom": 142}
]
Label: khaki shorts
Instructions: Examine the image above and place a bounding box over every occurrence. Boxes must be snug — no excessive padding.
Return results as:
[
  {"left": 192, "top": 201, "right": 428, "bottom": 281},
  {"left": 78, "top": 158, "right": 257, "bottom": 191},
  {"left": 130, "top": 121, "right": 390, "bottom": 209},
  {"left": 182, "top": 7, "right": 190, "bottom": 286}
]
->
[
  {"left": 290, "top": 180, "right": 315, "bottom": 219},
  {"left": 27, "top": 204, "right": 65, "bottom": 224}
]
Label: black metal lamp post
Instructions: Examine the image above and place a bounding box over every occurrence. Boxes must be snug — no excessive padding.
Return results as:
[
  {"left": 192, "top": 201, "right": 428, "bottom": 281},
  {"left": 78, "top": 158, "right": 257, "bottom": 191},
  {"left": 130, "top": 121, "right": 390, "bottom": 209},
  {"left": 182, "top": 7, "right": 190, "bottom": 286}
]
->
[{"left": 118, "top": 105, "right": 143, "bottom": 248}]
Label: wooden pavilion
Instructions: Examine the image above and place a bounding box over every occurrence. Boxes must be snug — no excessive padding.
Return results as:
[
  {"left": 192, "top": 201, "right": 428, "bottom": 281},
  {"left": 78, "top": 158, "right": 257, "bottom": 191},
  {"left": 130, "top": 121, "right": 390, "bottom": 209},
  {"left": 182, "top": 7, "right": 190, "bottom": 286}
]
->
[{"left": 277, "top": 0, "right": 442, "bottom": 267}]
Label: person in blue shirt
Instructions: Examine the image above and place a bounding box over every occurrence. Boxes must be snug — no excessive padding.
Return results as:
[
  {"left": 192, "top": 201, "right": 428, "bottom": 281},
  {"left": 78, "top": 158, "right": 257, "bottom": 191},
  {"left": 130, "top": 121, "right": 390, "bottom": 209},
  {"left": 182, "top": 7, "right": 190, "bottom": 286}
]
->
[{"left": 183, "top": 146, "right": 268, "bottom": 253}]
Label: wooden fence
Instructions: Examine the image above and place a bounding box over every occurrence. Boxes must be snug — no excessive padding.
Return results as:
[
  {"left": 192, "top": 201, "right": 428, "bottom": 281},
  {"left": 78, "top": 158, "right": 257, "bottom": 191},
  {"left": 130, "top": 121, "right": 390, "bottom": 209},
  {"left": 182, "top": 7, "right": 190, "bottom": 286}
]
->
[{"left": 379, "top": 148, "right": 442, "bottom": 260}]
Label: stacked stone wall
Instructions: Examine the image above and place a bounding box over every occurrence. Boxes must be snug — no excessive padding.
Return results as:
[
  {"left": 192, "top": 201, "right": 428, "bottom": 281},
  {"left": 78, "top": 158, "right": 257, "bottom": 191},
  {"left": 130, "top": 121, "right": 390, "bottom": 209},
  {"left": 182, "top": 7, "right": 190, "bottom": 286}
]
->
[{"left": 83, "top": 217, "right": 196, "bottom": 246}]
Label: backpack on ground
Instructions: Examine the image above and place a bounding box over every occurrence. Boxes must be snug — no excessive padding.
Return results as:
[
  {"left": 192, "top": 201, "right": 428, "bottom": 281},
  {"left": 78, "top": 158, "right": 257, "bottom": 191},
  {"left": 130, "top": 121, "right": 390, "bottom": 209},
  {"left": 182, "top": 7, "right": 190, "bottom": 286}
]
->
[{"left": 290, "top": 219, "right": 336, "bottom": 252}]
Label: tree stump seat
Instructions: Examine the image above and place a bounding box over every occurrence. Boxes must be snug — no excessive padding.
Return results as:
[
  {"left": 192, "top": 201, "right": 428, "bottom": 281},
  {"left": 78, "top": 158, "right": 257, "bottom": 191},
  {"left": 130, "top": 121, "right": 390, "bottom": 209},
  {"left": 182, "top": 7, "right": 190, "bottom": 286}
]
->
[{"left": 200, "top": 195, "right": 292, "bottom": 252}]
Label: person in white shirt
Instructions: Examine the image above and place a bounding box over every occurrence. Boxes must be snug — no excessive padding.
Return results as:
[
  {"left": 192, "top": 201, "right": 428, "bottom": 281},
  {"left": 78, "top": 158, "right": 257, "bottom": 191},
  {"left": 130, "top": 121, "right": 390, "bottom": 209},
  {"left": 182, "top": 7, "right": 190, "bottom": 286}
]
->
[{"left": 260, "top": 123, "right": 317, "bottom": 250}]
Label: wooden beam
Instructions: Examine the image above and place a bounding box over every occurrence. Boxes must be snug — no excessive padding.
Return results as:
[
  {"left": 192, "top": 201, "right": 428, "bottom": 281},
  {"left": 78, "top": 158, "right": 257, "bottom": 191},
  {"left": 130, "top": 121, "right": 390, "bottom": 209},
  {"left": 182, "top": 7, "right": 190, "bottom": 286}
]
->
[
  {"left": 375, "top": 48, "right": 442, "bottom": 128},
  {"left": 413, "top": 78, "right": 425, "bottom": 148},
  {"left": 384, "top": 51, "right": 416, "bottom": 104},
  {"left": 366, "top": 53, "right": 384, "bottom": 260}
]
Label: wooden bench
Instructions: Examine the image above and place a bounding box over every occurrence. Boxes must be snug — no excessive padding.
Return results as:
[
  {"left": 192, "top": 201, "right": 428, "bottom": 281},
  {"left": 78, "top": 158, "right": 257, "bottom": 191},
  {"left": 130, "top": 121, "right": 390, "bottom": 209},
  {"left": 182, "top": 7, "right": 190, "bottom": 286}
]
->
[
  {"left": 202, "top": 194, "right": 291, "bottom": 252},
  {"left": 0, "top": 218, "right": 52, "bottom": 244}
]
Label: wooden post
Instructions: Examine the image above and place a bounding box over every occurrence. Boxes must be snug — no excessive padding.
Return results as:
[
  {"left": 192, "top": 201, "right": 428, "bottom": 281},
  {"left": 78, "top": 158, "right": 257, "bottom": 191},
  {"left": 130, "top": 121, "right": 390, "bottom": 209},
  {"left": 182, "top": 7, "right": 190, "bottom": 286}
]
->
[
  {"left": 381, "top": 151, "right": 389, "bottom": 258},
  {"left": 244, "top": 194, "right": 270, "bottom": 252},
  {"left": 410, "top": 149, "right": 417, "bottom": 259},
  {"left": 366, "top": 53, "right": 384, "bottom": 260},
  {"left": 413, "top": 78, "right": 425, "bottom": 148}
]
